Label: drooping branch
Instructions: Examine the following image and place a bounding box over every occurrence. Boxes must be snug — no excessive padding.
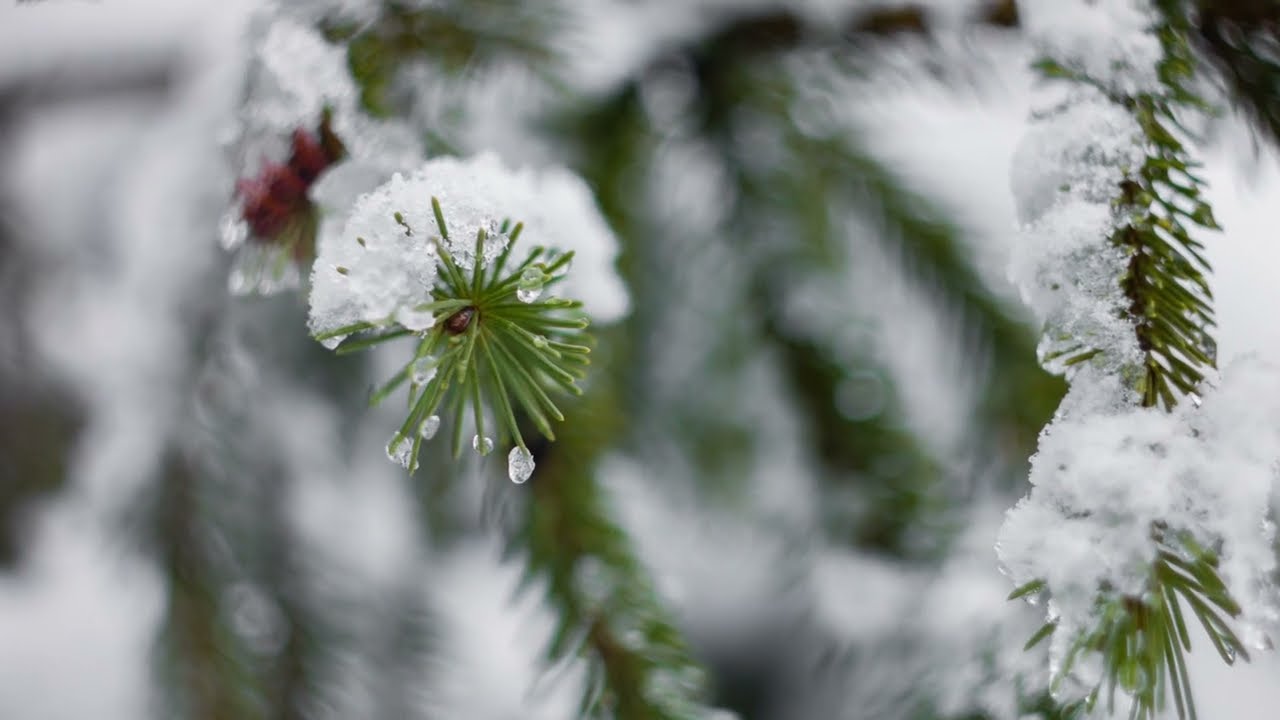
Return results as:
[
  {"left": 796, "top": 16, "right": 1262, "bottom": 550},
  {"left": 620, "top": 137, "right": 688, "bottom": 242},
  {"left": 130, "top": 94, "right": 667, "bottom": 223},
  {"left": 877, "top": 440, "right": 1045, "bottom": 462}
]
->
[{"left": 999, "top": 6, "right": 1260, "bottom": 720}]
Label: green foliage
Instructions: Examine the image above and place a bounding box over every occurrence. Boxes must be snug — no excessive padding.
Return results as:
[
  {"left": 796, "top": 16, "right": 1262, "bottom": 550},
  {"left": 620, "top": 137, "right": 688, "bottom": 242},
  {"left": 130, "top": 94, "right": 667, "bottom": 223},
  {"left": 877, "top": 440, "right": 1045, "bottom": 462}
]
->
[
  {"left": 1015, "top": 533, "right": 1248, "bottom": 720},
  {"left": 690, "top": 49, "right": 1059, "bottom": 551},
  {"left": 0, "top": 384, "right": 81, "bottom": 567},
  {"left": 1032, "top": 26, "right": 1219, "bottom": 411},
  {"left": 313, "top": 200, "right": 591, "bottom": 473},
  {"left": 322, "top": 0, "right": 565, "bottom": 116},
  {"left": 151, "top": 449, "right": 264, "bottom": 720},
  {"left": 1119, "top": 13, "right": 1220, "bottom": 411},
  {"left": 1194, "top": 0, "right": 1280, "bottom": 148},
  {"left": 199, "top": 2, "right": 1279, "bottom": 719},
  {"left": 1012, "top": 11, "right": 1244, "bottom": 720},
  {"left": 315, "top": 6, "right": 718, "bottom": 717},
  {"left": 831, "top": 142, "right": 1066, "bottom": 468},
  {"left": 520, "top": 435, "right": 712, "bottom": 719}
]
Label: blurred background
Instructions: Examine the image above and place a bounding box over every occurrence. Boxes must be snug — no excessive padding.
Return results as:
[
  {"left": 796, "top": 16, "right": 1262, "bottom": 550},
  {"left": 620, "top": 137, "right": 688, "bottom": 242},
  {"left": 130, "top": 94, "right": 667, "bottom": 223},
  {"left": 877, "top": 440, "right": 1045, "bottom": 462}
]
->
[{"left": 3, "top": 1, "right": 1280, "bottom": 718}]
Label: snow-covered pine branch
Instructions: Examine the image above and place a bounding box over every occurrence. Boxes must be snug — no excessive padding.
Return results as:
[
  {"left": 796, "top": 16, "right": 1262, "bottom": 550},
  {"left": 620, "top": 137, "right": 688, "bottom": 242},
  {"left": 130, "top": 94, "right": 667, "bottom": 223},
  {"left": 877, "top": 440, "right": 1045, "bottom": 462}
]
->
[
  {"left": 999, "top": 2, "right": 1280, "bottom": 717},
  {"left": 307, "top": 153, "right": 627, "bottom": 480}
]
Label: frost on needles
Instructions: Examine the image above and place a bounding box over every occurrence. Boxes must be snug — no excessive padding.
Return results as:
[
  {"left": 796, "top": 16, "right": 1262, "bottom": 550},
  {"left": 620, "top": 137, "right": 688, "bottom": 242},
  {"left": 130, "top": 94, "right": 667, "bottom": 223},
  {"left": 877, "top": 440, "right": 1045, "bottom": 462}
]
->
[
  {"left": 999, "top": 2, "right": 1280, "bottom": 718},
  {"left": 307, "top": 153, "right": 628, "bottom": 482}
]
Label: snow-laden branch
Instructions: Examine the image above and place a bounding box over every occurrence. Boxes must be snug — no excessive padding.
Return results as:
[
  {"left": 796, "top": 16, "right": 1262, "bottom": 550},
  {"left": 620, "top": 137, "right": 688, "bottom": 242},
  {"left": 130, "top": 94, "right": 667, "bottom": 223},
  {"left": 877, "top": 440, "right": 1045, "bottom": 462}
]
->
[
  {"left": 307, "top": 153, "right": 627, "bottom": 481},
  {"left": 998, "top": 1, "right": 1280, "bottom": 717}
]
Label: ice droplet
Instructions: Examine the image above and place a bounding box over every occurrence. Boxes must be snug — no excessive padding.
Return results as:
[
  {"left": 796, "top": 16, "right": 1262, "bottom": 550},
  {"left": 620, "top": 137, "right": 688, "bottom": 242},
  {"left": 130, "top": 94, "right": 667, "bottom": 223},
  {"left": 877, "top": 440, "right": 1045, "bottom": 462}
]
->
[
  {"left": 517, "top": 266, "right": 546, "bottom": 303},
  {"left": 418, "top": 415, "right": 441, "bottom": 440},
  {"left": 219, "top": 210, "right": 249, "bottom": 251},
  {"left": 228, "top": 268, "right": 251, "bottom": 295},
  {"left": 319, "top": 334, "right": 347, "bottom": 350},
  {"left": 411, "top": 358, "right": 437, "bottom": 386},
  {"left": 472, "top": 434, "right": 493, "bottom": 455},
  {"left": 385, "top": 436, "right": 416, "bottom": 470},
  {"left": 507, "top": 446, "right": 535, "bottom": 483}
]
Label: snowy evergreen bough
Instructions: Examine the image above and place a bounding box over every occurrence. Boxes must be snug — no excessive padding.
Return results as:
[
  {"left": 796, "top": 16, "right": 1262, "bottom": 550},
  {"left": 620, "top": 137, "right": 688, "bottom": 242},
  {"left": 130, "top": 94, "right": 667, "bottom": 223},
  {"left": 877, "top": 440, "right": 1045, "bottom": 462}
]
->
[
  {"left": 1000, "top": 2, "right": 1280, "bottom": 718},
  {"left": 307, "top": 154, "right": 607, "bottom": 480}
]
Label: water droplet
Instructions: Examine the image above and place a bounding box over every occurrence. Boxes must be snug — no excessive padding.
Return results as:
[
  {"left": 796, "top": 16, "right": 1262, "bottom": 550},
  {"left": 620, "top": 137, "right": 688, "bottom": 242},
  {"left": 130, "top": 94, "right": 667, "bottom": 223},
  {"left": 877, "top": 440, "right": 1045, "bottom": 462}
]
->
[
  {"left": 472, "top": 434, "right": 493, "bottom": 455},
  {"left": 228, "top": 268, "right": 250, "bottom": 295},
  {"left": 386, "top": 436, "right": 416, "bottom": 470},
  {"left": 531, "top": 334, "right": 549, "bottom": 349},
  {"left": 508, "top": 446, "right": 535, "bottom": 483},
  {"left": 517, "top": 266, "right": 546, "bottom": 303},
  {"left": 418, "top": 415, "right": 441, "bottom": 440},
  {"left": 411, "top": 358, "right": 437, "bottom": 385},
  {"left": 319, "top": 334, "right": 347, "bottom": 350},
  {"left": 219, "top": 210, "right": 249, "bottom": 250}
]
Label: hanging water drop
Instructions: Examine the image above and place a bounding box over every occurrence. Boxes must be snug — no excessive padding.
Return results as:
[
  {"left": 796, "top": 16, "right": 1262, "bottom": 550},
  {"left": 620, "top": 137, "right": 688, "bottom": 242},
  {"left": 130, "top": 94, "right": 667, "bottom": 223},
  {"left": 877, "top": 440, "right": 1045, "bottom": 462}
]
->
[
  {"left": 517, "top": 266, "right": 547, "bottom": 303},
  {"left": 219, "top": 210, "right": 249, "bottom": 250},
  {"left": 508, "top": 446, "right": 535, "bottom": 483},
  {"left": 228, "top": 268, "right": 250, "bottom": 295},
  {"left": 418, "top": 415, "right": 441, "bottom": 440},
  {"left": 472, "top": 434, "right": 494, "bottom": 455},
  {"left": 385, "top": 436, "right": 415, "bottom": 470},
  {"left": 319, "top": 334, "right": 347, "bottom": 350},
  {"left": 411, "top": 357, "right": 437, "bottom": 385}
]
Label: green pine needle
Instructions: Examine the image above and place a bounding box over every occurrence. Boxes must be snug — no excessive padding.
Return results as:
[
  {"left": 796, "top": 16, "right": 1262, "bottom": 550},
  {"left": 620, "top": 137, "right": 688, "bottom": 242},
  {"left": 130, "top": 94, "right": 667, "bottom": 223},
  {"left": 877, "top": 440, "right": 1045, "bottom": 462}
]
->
[
  {"left": 1029, "top": 535, "right": 1247, "bottom": 720},
  {"left": 315, "top": 198, "right": 592, "bottom": 472}
]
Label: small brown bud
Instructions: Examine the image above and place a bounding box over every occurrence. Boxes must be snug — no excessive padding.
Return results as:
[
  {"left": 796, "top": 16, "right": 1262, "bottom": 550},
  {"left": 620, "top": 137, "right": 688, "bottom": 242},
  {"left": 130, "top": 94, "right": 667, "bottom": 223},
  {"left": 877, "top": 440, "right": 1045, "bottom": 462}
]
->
[{"left": 444, "top": 307, "right": 476, "bottom": 335}]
